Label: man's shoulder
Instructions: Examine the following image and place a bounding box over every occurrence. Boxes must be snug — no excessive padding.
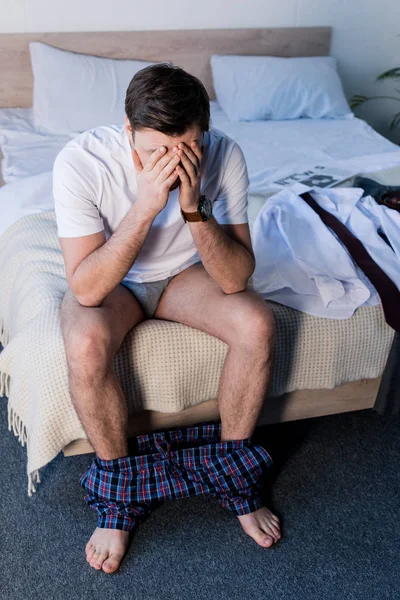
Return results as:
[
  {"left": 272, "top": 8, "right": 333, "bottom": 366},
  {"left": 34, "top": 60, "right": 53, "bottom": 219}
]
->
[
  {"left": 206, "top": 126, "right": 246, "bottom": 173},
  {"left": 207, "top": 125, "right": 238, "bottom": 151},
  {"left": 207, "top": 126, "right": 245, "bottom": 162},
  {"left": 55, "top": 124, "right": 126, "bottom": 167}
]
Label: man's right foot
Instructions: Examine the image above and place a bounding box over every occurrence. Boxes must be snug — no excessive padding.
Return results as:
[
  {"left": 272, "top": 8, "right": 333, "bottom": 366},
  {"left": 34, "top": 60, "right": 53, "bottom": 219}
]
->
[{"left": 85, "top": 527, "right": 130, "bottom": 573}]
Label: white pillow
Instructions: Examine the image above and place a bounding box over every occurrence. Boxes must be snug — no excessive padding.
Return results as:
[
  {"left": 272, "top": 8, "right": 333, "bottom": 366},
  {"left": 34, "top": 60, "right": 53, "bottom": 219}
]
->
[
  {"left": 30, "top": 42, "right": 171, "bottom": 134},
  {"left": 210, "top": 55, "right": 354, "bottom": 122}
]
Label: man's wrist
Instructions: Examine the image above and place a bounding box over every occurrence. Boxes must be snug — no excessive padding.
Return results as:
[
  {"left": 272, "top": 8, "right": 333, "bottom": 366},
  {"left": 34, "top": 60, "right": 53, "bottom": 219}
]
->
[
  {"left": 133, "top": 199, "right": 159, "bottom": 223},
  {"left": 180, "top": 203, "right": 199, "bottom": 213}
]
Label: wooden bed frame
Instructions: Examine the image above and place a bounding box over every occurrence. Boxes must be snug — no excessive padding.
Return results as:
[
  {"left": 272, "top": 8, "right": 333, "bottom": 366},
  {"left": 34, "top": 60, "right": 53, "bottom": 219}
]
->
[{"left": 0, "top": 27, "right": 381, "bottom": 457}]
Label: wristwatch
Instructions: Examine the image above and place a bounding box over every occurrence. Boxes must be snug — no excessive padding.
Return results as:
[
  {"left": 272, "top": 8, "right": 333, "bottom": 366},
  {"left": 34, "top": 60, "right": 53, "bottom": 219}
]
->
[{"left": 181, "top": 194, "right": 213, "bottom": 223}]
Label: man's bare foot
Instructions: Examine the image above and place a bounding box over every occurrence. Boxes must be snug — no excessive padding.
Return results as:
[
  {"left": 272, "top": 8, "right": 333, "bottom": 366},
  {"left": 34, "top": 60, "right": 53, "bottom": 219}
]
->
[
  {"left": 237, "top": 506, "right": 281, "bottom": 548},
  {"left": 85, "top": 527, "right": 130, "bottom": 573}
]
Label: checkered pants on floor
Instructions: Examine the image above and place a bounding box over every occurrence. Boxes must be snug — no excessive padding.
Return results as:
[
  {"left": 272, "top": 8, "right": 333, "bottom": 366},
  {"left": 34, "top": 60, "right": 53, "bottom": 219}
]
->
[{"left": 79, "top": 420, "right": 273, "bottom": 532}]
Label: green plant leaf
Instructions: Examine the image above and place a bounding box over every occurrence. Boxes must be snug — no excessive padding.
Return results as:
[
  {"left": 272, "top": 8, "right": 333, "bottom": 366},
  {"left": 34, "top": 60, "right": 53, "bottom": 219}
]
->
[
  {"left": 389, "top": 111, "right": 400, "bottom": 130},
  {"left": 377, "top": 68, "right": 400, "bottom": 82},
  {"left": 349, "top": 94, "right": 368, "bottom": 109}
]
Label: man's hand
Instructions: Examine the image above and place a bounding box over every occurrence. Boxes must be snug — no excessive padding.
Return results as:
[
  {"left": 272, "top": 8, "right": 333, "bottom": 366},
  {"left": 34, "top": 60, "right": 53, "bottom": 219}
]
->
[
  {"left": 131, "top": 146, "right": 181, "bottom": 218},
  {"left": 175, "top": 141, "right": 203, "bottom": 212}
]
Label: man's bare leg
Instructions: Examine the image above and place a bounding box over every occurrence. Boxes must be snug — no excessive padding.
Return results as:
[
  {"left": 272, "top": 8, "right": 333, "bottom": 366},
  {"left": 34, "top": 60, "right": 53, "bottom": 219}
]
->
[
  {"left": 60, "top": 284, "right": 146, "bottom": 573},
  {"left": 154, "top": 262, "right": 281, "bottom": 548}
]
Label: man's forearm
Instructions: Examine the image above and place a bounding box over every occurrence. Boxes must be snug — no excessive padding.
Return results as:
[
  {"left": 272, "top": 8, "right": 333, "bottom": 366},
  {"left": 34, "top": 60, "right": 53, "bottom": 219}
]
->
[
  {"left": 188, "top": 217, "right": 255, "bottom": 294},
  {"left": 72, "top": 202, "right": 156, "bottom": 306}
]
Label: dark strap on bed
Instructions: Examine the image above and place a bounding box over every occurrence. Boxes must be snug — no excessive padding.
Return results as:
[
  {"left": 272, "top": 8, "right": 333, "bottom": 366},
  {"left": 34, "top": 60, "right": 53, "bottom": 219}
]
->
[
  {"left": 353, "top": 175, "right": 400, "bottom": 212},
  {"left": 299, "top": 191, "right": 400, "bottom": 333}
]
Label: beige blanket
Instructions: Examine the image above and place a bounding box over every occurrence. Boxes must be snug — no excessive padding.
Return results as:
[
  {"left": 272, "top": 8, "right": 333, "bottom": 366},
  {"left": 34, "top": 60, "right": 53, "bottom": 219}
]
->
[{"left": 0, "top": 204, "right": 395, "bottom": 495}]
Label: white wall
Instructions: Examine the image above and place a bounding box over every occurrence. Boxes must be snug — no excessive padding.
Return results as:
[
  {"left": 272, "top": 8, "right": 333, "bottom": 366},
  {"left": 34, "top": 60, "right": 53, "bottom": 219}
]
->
[
  {"left": 1, "top": 0, "right": 399, "bottom": 144},
  {"left": 296, "top": 0, "right": 400, "bottom": 144}
]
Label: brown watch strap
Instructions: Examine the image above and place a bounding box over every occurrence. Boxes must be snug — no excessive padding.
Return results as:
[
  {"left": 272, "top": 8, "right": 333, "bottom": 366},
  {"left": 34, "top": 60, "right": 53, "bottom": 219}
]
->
[{"left": 181, "top": 208, "right": 203, "bottom": 222}]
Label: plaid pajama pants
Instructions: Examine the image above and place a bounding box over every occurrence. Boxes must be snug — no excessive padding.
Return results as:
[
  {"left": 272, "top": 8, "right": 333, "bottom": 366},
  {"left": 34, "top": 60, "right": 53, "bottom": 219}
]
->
[{"left": 79, "top": 419, "right": 273, "bottom": 533}]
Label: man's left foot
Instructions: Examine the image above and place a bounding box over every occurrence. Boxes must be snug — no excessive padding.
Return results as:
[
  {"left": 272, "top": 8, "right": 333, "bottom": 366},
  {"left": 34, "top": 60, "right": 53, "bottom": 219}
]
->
[{"left": 237, "top": 506, "right": 281, "bottom": 548}]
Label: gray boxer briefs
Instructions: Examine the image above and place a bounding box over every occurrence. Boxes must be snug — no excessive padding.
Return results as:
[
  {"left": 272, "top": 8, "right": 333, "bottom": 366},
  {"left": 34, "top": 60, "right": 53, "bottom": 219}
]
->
[
  {"left": 120, "top": 274, "right": 176, "bottom": 319},
  {"left": 120, "top": 265, "right": 255, "bottom": 319}
]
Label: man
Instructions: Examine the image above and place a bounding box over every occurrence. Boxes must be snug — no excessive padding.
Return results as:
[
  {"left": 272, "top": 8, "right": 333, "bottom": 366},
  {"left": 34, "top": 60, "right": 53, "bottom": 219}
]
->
[{"left": 53, "top": 63, "right": 280, "bottom": 575}]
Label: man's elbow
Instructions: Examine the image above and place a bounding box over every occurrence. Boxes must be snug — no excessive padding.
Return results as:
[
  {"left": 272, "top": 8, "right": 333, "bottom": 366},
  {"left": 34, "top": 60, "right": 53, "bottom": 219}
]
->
[
  {"left": 223, "top": 261, "right": 255, "bottom": 294},
  {"left": 75, "top": 294, "right": 103, "bottom": 308},
  {"left": 222, "top": 277, "right": 251, "bottom": 295},
  {"left": 69, "top": 280, "right": 103, "bottom": 308},
  {"left": 223, "top": 285, "right": 247, "bottom": 295}
]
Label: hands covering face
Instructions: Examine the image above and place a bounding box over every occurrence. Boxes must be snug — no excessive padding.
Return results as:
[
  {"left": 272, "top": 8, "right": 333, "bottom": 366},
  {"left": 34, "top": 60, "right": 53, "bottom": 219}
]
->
[
  {"left": 173, "top": 140, "right": 204, "bottom": 212},
  {"left": 131, "top": 134, "right": 204, "bottom": 218}
]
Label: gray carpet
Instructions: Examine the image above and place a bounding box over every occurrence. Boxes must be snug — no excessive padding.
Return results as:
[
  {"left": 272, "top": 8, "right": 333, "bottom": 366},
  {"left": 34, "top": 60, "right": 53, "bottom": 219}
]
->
[{"left": 1, "top": 385, "right": 399, "bottom": 600}]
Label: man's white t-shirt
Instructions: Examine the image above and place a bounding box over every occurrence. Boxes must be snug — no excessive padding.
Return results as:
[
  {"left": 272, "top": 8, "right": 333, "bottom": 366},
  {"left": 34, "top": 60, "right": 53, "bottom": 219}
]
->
[{"left": 53, "top": 123, "right": 250, "bottom": 283}]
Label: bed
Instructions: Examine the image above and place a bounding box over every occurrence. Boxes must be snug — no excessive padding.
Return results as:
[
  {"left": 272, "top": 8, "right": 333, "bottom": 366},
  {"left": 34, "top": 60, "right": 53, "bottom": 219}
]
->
[{"left": 0, "top": 27, "right": 398, "bottom": 495}]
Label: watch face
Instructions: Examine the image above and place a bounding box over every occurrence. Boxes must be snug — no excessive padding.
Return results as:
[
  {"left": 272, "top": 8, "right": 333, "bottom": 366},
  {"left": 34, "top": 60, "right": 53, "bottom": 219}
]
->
[{"left": 199, "top": 195, "right": 213, "bottom": 220}]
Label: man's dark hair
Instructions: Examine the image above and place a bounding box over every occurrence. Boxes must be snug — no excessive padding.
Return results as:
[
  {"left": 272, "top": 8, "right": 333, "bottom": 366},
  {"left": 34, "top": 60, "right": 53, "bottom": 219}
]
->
[{"left": 125, "top": 63, "right": 210, "bottom": 140}]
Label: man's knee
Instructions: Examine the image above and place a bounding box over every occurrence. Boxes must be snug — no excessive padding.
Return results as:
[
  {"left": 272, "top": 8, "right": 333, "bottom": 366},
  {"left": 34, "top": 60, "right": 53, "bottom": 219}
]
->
[
  {"left": 63, "top": 315, "right": 114, "bottom": 377},
  {"left": 230, "top": 293, "right": 275, "bottom": 348}
]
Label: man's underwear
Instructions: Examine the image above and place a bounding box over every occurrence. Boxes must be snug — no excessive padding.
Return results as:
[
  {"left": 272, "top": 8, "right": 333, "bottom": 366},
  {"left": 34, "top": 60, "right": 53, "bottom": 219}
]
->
[
  {"left": 120, "top": 274, "right": 177, "bottom": 319},
  {"left": 120, "top": 260, "right": 255, "bottom": 319},
  {"left": 79, "top": 420, "right": 273, "bottom": 533}
]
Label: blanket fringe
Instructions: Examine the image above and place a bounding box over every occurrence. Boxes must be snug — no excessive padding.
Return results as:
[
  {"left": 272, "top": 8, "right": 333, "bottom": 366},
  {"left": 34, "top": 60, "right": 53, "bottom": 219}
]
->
[
  {"left": 7, "top": 402, "right": 28, "bottom": 447},
  {"left": 0, "top": 317, "right": 10, "bottom": 347},
  {"left": 1, "top": 319, "right": 43, "bottom": 496},
  {"left": 0, "top": 318, "right": 11, "bottom": 398},
  {"left": 1, "top": 370, "right": 10, "bottom": 397},
  {"left": 6, "top": 401, "right": 41, "bottom": 496},
  {"left": 28, "top": 469, "right": 41, "bottom": 497}
]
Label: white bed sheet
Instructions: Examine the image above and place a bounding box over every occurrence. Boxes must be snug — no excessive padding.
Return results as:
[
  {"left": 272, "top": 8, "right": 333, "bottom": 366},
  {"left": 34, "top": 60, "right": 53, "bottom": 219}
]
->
[
  {"left": 0, "top": 107, "right": 73, "bottom": 183},
  {"left": 2, "top": 101, "right": 400, "bottom": 238},
  {"left": 209, "top": 101, "right": 400, "bottom": 193}
]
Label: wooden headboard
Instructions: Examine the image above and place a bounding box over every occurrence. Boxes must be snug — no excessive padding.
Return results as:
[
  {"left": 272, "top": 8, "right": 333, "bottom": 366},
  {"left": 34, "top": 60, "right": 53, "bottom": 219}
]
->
[{"left": 0, "top": 27, "right": 331, "bottom": 107}]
